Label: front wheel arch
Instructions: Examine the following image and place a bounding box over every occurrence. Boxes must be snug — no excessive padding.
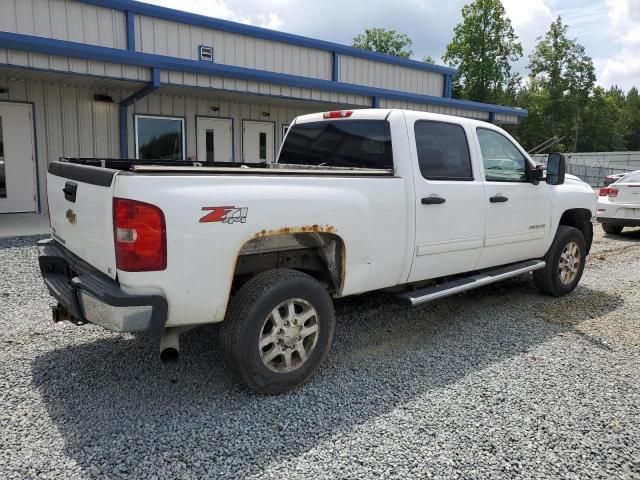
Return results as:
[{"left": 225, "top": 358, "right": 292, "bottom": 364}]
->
[{"left": 557, "top": 208, "right": 593, "bottom": 255}]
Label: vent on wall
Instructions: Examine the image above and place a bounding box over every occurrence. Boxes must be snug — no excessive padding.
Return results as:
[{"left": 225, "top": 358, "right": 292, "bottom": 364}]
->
[{"left": 199, "top": 46, "right": 214, "bottom": 62}]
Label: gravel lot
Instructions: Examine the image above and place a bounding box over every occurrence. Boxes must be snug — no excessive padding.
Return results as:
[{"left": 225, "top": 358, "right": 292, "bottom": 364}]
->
[{"left": 1, "top": 227, "right": 639, "bottom": 479}]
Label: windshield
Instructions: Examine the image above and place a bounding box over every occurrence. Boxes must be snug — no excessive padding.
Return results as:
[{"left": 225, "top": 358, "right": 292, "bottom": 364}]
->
[{"left": 278, "top": 120, "right": 393, "bottom": 169}]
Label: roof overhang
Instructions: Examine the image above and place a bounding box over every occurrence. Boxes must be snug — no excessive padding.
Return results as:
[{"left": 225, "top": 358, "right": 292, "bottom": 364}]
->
[{"left": 0, "top": 31, "right": 527, "bottom": 118}]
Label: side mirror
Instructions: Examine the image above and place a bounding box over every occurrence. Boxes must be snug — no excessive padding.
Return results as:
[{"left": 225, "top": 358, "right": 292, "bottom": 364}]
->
[
  {"left": 546, "top": 152, "right": 565, "bottom": 185},
  {"left": 528, "top": 163, "right": 545, "bottom": 185}
]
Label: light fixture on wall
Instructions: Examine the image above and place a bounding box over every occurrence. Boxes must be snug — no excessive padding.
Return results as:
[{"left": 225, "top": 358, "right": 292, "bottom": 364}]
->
[
  {"left": 261, "top": 111, "right": 271, "bottom": 117},
  {"left": 0, "top": 88, "right": 8, "bottom": 95},
  {"left": 93, "top": 94, "right": 114, "bottom": 103},
  {"left": 209, "top": 105, "right": 220, "bottom": 112}
]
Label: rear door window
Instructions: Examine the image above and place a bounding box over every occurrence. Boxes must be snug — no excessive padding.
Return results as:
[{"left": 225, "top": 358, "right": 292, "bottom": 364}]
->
[
  {"left": 278, "top": 120, "right": 393, "bottom": 169},
  {"left": 414, "top": 121, "right": 473, "bottom": 181}
]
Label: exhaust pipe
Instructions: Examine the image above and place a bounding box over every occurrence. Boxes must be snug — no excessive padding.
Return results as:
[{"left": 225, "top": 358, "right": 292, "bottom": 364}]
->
[{"left": 159, "top": 326, "right": 193, "bottom": 362}]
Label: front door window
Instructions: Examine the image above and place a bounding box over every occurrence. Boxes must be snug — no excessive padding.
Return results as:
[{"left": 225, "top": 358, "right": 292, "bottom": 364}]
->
[{"left": 477, "top": 128, "right": 527, "bottom": 182}]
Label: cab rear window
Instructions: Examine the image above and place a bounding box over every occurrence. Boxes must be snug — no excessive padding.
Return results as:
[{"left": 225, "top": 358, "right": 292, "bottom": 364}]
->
[{"left": 278, "top": 120, "right": 393, "bottom": 169}]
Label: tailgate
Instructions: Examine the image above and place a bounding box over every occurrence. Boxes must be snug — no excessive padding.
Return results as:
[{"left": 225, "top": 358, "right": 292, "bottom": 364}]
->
[{"left": 47, "top": 162, "right": 120, "bottom": 279}]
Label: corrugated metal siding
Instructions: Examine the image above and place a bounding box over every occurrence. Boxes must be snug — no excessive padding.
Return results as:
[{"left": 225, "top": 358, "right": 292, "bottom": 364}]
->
[
  {"left": 136, "top": 15, "right": 332, "bottom": 80},
  {"left": 160, "top": 69, "right": 370, "bottom": 107},
  {"left": 0, "top": 77, "right": 122, "bottom": 210},
  {"left": 340, "top": 55, "right": 444, "bottom": 96},
  {"left": 380, "top": 98, "right": 489, "bottom": 120},
  {"left": 0, "top": 48, "right": 151, "bottom": 81},
  {"left": 0, "top": 0, "right": 126, "bottom": 49},
  {"left": 494, "top": 112, "right": 520, "bottom": 124}
]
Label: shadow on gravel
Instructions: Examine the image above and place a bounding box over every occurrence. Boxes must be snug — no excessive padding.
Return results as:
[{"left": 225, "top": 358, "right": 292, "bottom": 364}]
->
[
  {"left": 31, "top": 277, "right": 623, "bottom": 478},
  {"left": 602, "top": 227, "right": 640, "bottom": 243},
  {"left": 0, "top": 235, "right": 47, "bottom": 249}
]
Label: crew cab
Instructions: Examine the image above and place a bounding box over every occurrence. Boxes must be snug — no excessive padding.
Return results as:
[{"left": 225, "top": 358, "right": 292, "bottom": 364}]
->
[{"left": 39, "top": 109, "right": 596, "bottom": 393}]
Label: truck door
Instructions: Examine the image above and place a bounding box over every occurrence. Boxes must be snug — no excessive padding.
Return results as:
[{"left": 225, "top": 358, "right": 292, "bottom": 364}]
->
[
  {"left": 474, "top": 127, "right": 552, "bottom": 269},
  {"left": 408, "top": 120, "right": 486, "bottom": 282}
]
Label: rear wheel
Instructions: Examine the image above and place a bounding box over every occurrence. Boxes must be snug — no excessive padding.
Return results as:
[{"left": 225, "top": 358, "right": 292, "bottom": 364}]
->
[
  {"left": 534, "top": 226, "right": 586, "bottom": 297},
  {"left": 220, "top": 269, "right": 335, "bottom": 394},
  {"left": 602, "top": 223, "right": 624, "bottom": 235}
]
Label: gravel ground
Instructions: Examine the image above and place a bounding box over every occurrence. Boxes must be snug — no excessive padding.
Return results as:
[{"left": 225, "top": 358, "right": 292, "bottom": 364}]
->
[{"left": 0, "top": 227, "right": 639, "bottom": 479}]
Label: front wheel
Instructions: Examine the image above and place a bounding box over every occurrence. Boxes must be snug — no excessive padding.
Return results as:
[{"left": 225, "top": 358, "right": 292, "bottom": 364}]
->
[
  {"left": 220, "top": 269, "right": 335, "bottom": 394},
  {"left": 602, "top": 223, "right": 624, "bottom": 235},
  {"left": 534, "top": 226, "right": 587, "bottom": 297}
]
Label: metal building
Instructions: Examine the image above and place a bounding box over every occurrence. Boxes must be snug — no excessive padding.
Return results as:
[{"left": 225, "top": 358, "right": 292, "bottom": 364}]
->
[{"left": 0, "top": 0, "right": 527, "bottom": 214}]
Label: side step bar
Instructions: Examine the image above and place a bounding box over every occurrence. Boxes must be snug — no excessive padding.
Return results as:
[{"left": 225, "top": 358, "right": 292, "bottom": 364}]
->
[{"left": 396, "top": 260, "right": 546, "bottom": 307}]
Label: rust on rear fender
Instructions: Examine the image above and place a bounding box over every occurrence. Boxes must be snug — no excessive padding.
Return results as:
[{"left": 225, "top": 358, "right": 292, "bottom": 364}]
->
[{"left": 252, "top": 225, "right": 337, "bottom": 238}]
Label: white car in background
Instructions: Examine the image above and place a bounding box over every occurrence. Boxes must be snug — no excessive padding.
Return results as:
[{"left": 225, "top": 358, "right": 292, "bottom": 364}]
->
[{"left": 597, "top": 170, "right": 640, "bottom": 234}]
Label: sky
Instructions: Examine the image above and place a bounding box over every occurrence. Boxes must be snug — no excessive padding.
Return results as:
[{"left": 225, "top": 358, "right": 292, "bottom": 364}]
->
[{"left": 139, "top": 0, "right": 640, "bottom": 91}]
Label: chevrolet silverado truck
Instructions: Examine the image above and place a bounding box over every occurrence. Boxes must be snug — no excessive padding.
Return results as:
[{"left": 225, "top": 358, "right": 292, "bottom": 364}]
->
[{"left": 39, "top": 109, "right": 596, "bottom": 394}]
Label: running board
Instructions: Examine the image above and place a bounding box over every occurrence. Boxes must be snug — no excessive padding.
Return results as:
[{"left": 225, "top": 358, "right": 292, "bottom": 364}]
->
[{"left": 397, "top": 260, "right": 546, "bottom": 307}]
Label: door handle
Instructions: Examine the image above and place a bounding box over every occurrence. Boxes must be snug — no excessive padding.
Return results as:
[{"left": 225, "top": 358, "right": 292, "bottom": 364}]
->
[
  {"left": 490, "top": 195, "right": 508, "bottom": 203},
  {"left": 422, "top": 196, "right": 446, "bottom": 205}
]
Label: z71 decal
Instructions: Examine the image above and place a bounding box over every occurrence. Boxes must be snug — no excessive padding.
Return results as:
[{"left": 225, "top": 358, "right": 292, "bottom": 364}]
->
[{"left": 200, "top": 206, "right": 248, "bottom": 224}]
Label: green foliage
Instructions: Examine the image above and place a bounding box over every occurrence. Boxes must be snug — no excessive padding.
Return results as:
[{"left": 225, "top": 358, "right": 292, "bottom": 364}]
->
[
  {"left": 352, "top": 28, "right": 413, "bottom": 58},
  {"left": 523, "top": 17, "right": 596, "bottom": 151},
  {"left": 423, "top": 55, "right": 436, "bottom": 64},
  {"left": 623, "top": 87, "right": 640, "bottom": 150},
  {"left": 442, "top": 0, "right": 522, "bottom": 103}
]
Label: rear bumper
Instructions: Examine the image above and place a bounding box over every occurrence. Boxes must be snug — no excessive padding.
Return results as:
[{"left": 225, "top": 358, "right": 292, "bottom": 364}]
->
[
  {"left": 596, "top": 217, "right": 640, "bottom": 227},
  {"left": 38, "top": 238, "right": 167, "bottom": 332}
]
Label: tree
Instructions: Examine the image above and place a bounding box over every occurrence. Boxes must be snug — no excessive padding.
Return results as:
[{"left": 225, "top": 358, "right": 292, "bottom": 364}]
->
[
  {"left": 623, "top": 87, "right": 640, "bottom": 150},
  {"left": 579, "top": 87, "right": 626, "bottom": 151},
  {"left": 527, "top": 16, "right": 596, "bottom": 150},
  {"left": 352, "top": 28, "right": 413, "bottom": 58},
  {"left": 423, "top": 55, "right": 435, "bottom": 64},
  {"left": 442, "top": 0, "right": 522, "bottom": 103}
]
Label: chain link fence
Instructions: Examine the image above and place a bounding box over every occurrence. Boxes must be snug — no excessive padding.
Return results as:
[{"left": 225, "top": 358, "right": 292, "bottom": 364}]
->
[{"left": 531, "top": 152, "right": 640, "bottom": 187}]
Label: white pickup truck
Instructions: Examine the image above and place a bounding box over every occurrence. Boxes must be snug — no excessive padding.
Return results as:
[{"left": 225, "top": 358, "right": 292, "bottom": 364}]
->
[{"left": 39, "top": 109, "right": 596, "bottom": 393}]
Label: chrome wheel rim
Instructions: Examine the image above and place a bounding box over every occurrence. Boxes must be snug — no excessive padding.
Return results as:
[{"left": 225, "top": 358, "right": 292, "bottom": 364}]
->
[
  {"left": 258, "top": 298, "right": 319, "bottom": 373},
  {"left": 559, "top": 241, "right": 581, "bottom": 285}
]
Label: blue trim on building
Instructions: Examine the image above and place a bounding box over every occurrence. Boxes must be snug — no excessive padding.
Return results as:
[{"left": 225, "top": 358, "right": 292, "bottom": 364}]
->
[
  {"left": 332, "top": 52, "right": 339, "bottom": 82},
  {"left": 77, "top": 0, "right": 457, "bottom": 76},
  {"left": 0, "top": 32, "right": 527, "bottom": 117},
  {"left": 372, "top": 96, "right": 380, "bottom": 108},
  {"left": 119, "top": 68, "right": 161, "bottom": 158},
  {"left": 488, "top": 112, "right": 496, "bottom": 124},
  {"left": 443, "top": 75, "right": 453, "bottom": 98},
  {"left": 126, "top": 11, "right": 136, "bottom": 51}
]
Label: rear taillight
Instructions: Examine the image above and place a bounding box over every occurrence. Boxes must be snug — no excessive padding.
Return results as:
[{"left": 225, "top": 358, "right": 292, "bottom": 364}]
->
[
  {"left": 323, "top": 110, "right": 353, "bottom": 119},
  {"left": 609, "top": 188, "right": 619, "bottom": 198},
  {"left": 599, "top": 187, "right": 610, "bottom": 196},
  {"left": 113, "top": 198, "right": 166, "bottom": 272}
]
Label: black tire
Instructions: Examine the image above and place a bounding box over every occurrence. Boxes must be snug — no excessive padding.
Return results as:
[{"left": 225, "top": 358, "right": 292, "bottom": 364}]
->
[
  {"left": 220, "top": 269, "right": 335, "bottom": 394},
  {"left": 533, "top": 226, "right": 587, "bottom": 297},
  {"left": 602, "top": 223, "right": 624, "bottom": 235}
]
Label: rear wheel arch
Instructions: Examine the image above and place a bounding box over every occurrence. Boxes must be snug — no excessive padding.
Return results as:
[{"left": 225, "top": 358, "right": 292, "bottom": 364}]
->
[{"left": 231, "top": 232, "right": 346, "bottom": 296}]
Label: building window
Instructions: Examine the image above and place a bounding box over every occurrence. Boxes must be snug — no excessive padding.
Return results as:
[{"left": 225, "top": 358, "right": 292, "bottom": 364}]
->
[
  {"left": 0, "top": 117, "right": 5, "bottom": 198},
  {"left": 259, "top": 132, "right": 267, "bottom": 160},
  {"left": 205, "top": 129, "right": 215, "bottom": 162},
  {"left": 135, "top": 115, "right": 185, "bottom": 161}
]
